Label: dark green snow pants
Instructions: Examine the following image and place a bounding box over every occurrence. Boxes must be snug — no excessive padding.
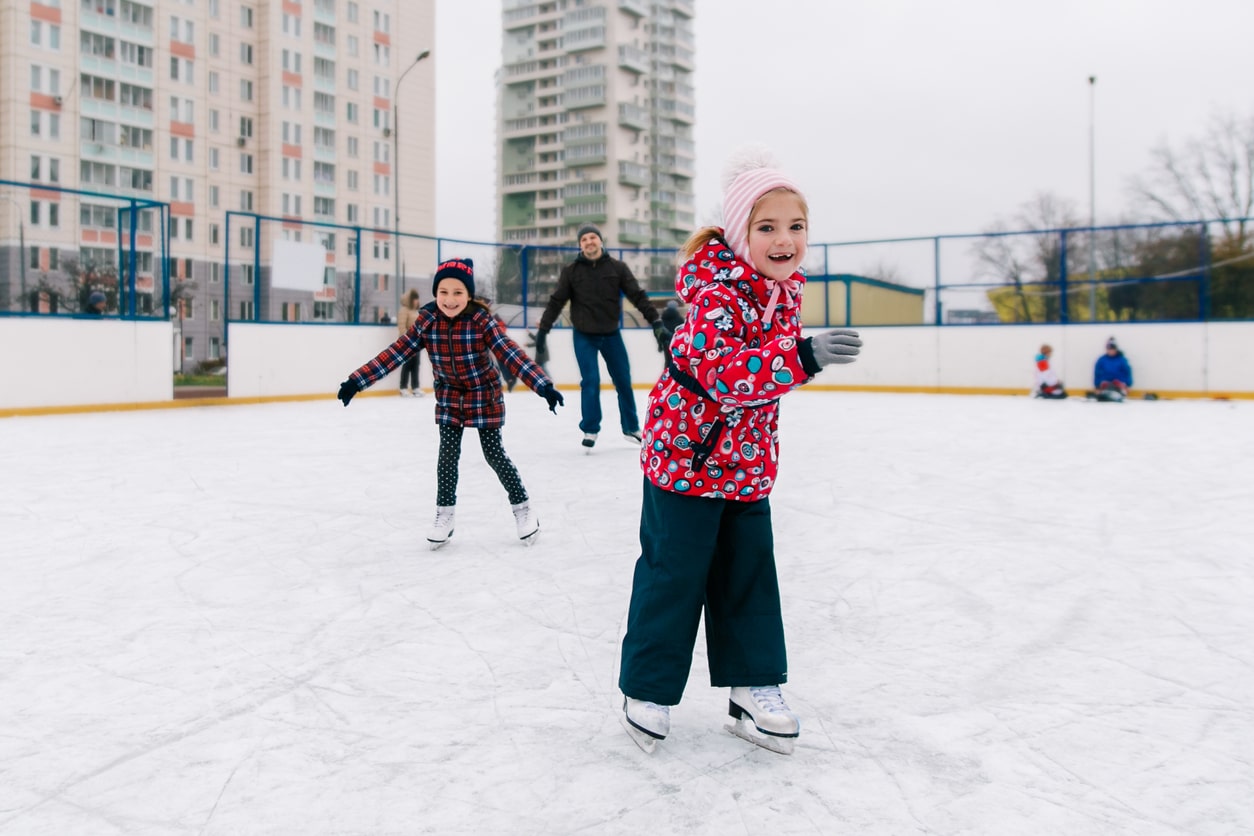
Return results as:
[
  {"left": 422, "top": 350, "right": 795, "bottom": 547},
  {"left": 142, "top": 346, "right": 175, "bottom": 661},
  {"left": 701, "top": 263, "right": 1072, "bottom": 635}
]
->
[{"left": 618, "top": 478, "right": 788, "bottom": 706}]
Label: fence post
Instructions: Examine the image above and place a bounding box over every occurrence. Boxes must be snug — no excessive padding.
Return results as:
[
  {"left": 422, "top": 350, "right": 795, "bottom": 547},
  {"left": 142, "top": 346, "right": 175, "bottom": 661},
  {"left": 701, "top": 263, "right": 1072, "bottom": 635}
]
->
[
  {"left": 252, "top": 216, "right": 261, "bottom": 322},
  {"left": 521, "top": 246, "right": 530, "bottom": 329},
  {"left": 1199, "top": 222, "right": 1211, "bottom": 321},
  {"left": 353, "top": 226, "right": 363, "bottom": 324},
  {"left": 933, "top": 237, "right": 942, "bottom": 325},
  {"left": 1059, "top": 229, "right": 1069, "bottom": 324}
]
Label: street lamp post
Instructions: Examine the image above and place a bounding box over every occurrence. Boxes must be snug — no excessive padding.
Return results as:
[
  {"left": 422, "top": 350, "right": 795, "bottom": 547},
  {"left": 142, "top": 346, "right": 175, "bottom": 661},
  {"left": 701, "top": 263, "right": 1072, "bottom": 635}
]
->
[
  {"left": 1088, "top": 75, "right": 1097, "bottom": 320},
  {"left": 393, "top": 49, "right": 430, "bottom": 315}
]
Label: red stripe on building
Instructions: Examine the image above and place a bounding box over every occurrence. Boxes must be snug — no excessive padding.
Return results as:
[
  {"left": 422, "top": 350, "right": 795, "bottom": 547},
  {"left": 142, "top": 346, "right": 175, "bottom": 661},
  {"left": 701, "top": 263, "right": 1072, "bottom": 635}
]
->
[
  {"left": 283, "top": 143, "right": 303, "bottom": 158},
  {"left": 170, "top": 202, "right": 196, "bottom": 217},
  {"left": 31, "top": 2, "right": 61, "bottom": 23},
  {"left": 170, "top": 121, "right": 194, "bottom": 138}
]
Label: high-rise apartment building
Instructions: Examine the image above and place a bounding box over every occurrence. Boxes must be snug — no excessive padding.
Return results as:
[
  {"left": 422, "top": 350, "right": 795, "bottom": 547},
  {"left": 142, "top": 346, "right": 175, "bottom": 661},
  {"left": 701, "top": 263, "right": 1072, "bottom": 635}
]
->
[
  {"left": 497, "top": 0, "right": 694, "bottom": 273},
  {"left": 0, "top": 0, "right": 435, "bottom": 369}
]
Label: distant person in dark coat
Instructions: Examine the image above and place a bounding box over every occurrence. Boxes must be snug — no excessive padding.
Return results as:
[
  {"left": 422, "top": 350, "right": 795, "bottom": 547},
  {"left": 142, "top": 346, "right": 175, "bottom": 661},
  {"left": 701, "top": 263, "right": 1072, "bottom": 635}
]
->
[
  {"left": 84, "top": 291, "right": 107, "bottom": 315},
  {"left": 534, "top": 224, "right": 667, "bottom": 449}
]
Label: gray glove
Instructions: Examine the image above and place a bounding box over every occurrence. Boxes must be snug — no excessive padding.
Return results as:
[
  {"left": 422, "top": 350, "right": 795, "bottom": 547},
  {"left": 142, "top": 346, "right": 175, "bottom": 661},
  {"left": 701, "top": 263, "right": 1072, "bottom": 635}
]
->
[{"left": 808, "top": 329, "right": 862, "bottom": 367}]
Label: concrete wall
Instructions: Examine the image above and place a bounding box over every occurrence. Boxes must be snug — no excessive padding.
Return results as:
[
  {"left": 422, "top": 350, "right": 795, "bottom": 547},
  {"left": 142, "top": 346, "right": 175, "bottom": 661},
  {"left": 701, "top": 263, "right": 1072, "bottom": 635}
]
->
[{"left": 3, "top": 318, "right": 1251, "bottom": 414}]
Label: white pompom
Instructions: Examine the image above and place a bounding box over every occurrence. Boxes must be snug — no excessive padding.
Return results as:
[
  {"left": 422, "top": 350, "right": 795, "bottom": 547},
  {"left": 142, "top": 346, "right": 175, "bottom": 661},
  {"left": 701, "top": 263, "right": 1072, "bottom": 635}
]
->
[{"left": 720, "top": 144, "right": 780, "bottom": 192}]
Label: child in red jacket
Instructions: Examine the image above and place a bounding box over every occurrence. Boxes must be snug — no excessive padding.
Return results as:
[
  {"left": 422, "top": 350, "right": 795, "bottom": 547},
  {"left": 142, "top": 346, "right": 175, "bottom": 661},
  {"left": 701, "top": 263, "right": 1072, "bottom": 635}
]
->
[
  {"left": 617, "top": 147, "right": 862, "bottom": 755},
  {"left": 338, "top": 258, "right": 563, "bottom": 547}
]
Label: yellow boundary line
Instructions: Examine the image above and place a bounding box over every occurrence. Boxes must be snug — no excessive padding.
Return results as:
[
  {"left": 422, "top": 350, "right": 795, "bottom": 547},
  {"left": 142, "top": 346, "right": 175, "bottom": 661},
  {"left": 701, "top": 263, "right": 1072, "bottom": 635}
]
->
[{"left": 3, "top": 383, "right": 1249, "bottom": 419}]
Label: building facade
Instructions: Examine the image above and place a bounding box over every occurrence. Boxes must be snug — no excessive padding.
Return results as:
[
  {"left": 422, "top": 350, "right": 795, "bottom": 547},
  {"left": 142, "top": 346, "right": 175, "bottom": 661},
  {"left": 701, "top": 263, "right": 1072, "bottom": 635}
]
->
[
  {"left": 0, "top": 0, "right": 435, "bottom": 371},
  {"left": 497, "top": 0, "right": 694, "bottom": 288}
]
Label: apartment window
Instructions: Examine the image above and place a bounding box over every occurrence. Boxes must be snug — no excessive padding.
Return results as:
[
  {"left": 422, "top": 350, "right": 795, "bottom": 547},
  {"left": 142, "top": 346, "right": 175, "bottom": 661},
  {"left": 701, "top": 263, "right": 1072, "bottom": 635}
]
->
[
  {"left": 282, "top": 157, "right": 302, "bottom": 180},
  {"left": 240, "top": 190, "right": 254, "bottom": 211},
  {"left": 282, "top": 86, "right": 302, "bottom": 109},
  {"left": 240, "top": 6, "right": 254, "bottom": 28},
  {"left": 32, "top": 21, "right": 62, "bottom": 50},
  {"left": 209, "top": 109, "right": 219, "bottom": 132},
  {"left": 314, "top": 197, "right": 335, "bottom": 217},
  {"left": 373, "top": 10, "right": 390, "bottom": 32},
  {"left": 30, "top": 247, "right": 41, "bottom": 270},
  {"left": 209, "top": 223, "right": 219, "bottom": 245},
  {"left": 346, "top": 69, "right": 358, "bottom": 90},
  {"left": 347, "top": 136, "right": 358, "bottom": 157},
  {"left": 373, "top": 75, "right": 390, "bottom": 98},
  {"left": 170, "top": 16, "right": 193, "bottom": 43},
  {"left": 346, "top": 103, "right": 358, "bottom": 123},
  {"left": 240, "top": 153, "right": 254, "bottom": 174},
  {"left": 314, "top": 22, "right": 335, "bottom": 46},
  {"left": 209, "top": 185, "right": 219, "bottom": 207},
  {"left": 170, "top": 57, "right": 193, "bottom": 83},
  {"left": 208, "top": 0, "right": 219, "bottom": 19},
  {"left": 346, "top": 35, "right": 358, "bottom": 57},
  {"left": 239, "top": 116, "right": 254, "bottom": 138},
  {"left": 346, "top": 203, "right": 358, "bottom": 223},
  {"left": 30, "top": 201, "right": 41, "bottom": 226},
  {"left": 210, "top": 262, "right": 222, "bottom": 283},
  {"left": 210, "top": 336, "right": 221, "bottom": 358},
  {"left": 372, "top": 108, "right": 390, "bottom": 131},
  {"left": 239, "top": 43, "right": 254, "bottom": 65},
  {"left": 240, "top": 80, "right": 254, "bottom": 101},
  {"left": 283, "top": 13, "right": 301, "bottom": 36},
  {"left": 346, "top": 170, "right": 358, "bottom": 190},
  {"left": 208, "top": 71, "right": 219, "bottom": 93},
  {"left": 240, "top": 226, "right": 255, "bottom": 247},
  {"left": 347, "top": 2, "right": 358, "bottom": 23},
  {"left": 209, "top": 33, "right": 219, "bottom": 56},
  {"left": 119, "top": 41, "right": 154, "bottom": 69},
  {"left": 282, "top": 49, "right": 302, "bottom": 73},
  {"left": 119, "top": 83, "right": 151, "bottom": 109},
  {"left": 373, "top": 43, "right": 390, "bottom": 66}
]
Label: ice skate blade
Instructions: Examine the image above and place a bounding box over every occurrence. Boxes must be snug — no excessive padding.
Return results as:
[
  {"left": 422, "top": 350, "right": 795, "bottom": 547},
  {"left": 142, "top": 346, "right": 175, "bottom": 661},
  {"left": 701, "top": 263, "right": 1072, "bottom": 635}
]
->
[
  {"left": 619, "top": 714, "right": 659, "bottom": 754},
  {"left": 428, "top": 533, "right": 453, "bottom": 550},
  {"left": 519, "top": 528, "right": 540, "bottom": 546},
  {"left": 725, "top": 718, "right": 795, "bottom": 755}
]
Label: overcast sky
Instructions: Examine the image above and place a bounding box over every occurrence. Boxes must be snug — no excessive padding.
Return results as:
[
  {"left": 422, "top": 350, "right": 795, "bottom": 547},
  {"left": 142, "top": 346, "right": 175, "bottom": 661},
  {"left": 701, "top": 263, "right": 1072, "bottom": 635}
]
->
[{"left": 433, "top": 0, "right": 1254, "bottom": 245}]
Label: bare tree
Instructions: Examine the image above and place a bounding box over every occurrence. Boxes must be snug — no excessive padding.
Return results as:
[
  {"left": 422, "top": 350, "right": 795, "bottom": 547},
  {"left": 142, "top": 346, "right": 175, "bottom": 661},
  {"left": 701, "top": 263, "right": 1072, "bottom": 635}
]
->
[
  {"left": 972, "top": 193, "right": 1083, "bottom": 322},
  {"left": 1128, "top": 111, "right": 1254, "bottom": 248}
]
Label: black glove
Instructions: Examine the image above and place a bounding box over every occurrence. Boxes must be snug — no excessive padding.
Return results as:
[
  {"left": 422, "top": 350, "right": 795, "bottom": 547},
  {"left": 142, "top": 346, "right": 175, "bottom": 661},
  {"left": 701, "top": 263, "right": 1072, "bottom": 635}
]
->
[
  {"left": 535, "top": 329, "right": 548, "bottom": 358},
  {"left": 337, "top": 379, "right": 358, "bottom": 406},
  {"left": 651, "top": 320, "right": 671, "bottom": 352},
  {"left": 538, "top": 382, "right": 564, "bottom": 413}
]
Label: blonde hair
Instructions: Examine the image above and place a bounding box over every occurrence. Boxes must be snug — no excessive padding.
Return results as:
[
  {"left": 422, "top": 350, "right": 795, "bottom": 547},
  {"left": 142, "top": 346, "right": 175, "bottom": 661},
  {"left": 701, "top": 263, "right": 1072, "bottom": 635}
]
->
[
  {"left": 402, "top": 288, "right": 420, "bottom": 307},
  {"left": 679, "top": 188, "right": 810, "bottom": 266}
]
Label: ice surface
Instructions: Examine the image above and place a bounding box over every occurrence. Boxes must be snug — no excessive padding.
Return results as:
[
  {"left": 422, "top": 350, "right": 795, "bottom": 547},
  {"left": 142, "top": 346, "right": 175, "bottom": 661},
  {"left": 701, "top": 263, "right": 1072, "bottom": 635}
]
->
[{"left": 2, "top": 392, "right": 1251, "bottom": 834}]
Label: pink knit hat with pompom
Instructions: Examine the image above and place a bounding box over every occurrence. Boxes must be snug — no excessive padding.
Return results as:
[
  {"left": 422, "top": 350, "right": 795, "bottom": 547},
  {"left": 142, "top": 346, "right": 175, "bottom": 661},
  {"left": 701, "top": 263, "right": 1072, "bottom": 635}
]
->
[{"left": 720, "top": 145, "right": 805, "bottom": 270}]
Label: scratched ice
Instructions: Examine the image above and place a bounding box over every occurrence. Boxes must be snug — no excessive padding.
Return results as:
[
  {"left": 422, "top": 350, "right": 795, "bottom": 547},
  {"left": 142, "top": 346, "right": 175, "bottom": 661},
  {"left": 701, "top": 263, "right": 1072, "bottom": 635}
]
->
[{"left": 1, "top": 392, "right": 1251, "bottom": 835}]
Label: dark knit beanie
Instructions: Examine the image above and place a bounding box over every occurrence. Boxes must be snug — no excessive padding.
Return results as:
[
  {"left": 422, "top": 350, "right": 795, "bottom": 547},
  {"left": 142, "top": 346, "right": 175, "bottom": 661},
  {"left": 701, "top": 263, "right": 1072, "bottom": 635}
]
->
[
  {"left": 433, "top": 258, "right": 474, "bottom": 298},
  {"left": 576, "top": 223, "right": 603, "bottom": 244}
]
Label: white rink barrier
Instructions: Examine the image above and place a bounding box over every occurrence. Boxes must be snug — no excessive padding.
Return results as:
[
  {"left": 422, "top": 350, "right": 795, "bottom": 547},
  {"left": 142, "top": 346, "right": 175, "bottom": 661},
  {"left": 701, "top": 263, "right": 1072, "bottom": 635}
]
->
[
  {"left": 0, "top": 317, "right": 172, "bottom": 411},
  {"left": 2, "top": 319, "right": 1251, "bottom": 413}
]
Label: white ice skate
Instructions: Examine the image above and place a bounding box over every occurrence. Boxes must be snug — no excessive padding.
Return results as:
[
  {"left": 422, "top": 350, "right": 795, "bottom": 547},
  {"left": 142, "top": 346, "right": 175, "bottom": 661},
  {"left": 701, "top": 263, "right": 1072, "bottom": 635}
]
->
[
  {"left": 725, "top": 686, "right": 800, "bottom": 755},
  {"left": 427, "top": 506, "right": 455, "bottom": 549},
  {"left": 511, "top": 500, "right": 539, "bottom": 545},
  {"left": 621, "top": 696, "right": 670, "bottom": 754},
  {"left": 622, "top": 430, "right": 642, "bottom": 445},
  {"left": 582, "top": 432, "right": 597, "bottom": 453}
]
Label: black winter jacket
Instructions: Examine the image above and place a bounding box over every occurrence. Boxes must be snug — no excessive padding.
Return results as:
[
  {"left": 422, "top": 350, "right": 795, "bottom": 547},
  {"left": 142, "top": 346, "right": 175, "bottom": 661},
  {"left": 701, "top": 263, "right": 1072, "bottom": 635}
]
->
[{"left": 537, "top": 253, "right": 659, "bottom": 336}]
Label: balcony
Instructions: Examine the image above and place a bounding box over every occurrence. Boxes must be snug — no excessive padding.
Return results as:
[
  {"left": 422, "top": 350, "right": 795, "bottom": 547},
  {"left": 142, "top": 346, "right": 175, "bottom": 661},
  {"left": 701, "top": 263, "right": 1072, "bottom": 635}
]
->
[
  {"left": 618, "top": 45, "right": 649, "bottom": 74},
  {"left": 618, "top": 103, "right": 649, "bottom": 131},
  {"left": 618, "top": 0, "right": 648, "bottom": 16},
  {"left": 619, "top": 161, "right": 650, "bottom": 187},
  {"left": 670, "top": 0, "right": 694, "bottom": 18}
]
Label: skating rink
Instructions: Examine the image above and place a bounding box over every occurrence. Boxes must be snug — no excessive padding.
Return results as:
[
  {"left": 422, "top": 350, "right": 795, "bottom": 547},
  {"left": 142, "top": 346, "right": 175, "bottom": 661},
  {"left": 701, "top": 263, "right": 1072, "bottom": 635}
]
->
[{"left": 2, "top": 390, "right": 1251, "bottom": 835}]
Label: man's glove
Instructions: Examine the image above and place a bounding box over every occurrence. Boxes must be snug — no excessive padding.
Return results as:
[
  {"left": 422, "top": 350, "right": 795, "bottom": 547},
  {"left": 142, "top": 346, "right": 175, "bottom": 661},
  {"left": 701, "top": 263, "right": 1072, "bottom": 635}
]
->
[
  {"left": 538, "top": 382, "right": 564, "bottom": 413},
  {"left": 807, "top": 329, "right": 862, "bottom": 368},
  {"left": 337, "top": 379, "right": 359, "bottom": 406},
  {"left": 534, "top": 329, "right": 548, "bottom": 358},
  {"left": 651, "top": 320, "right": 671, "bottom": 353},
  {"left": 527, "top": 330, "right": 550, "bottom": 366}
]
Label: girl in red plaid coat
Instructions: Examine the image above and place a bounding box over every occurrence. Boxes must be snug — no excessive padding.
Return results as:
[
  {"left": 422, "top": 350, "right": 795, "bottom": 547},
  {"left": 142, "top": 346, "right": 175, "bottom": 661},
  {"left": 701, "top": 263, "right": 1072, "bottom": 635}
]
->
[{"left": 338, "top": 258, "right": 564, "bottom": 548}]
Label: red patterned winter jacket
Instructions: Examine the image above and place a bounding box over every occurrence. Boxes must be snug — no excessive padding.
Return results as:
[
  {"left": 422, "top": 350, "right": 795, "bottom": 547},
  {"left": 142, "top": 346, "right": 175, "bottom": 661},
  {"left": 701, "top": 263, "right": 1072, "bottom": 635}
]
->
[
  {"left": 640, "top": 234, "right": 814, "bottom": 500},
  {"left": 350, "top": 302, "right": 551, "bottom": 429}
]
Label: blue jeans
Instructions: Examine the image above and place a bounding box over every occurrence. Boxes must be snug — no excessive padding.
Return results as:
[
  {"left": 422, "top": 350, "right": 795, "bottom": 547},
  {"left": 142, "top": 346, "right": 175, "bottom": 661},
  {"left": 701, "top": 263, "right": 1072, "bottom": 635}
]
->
[{"left": 572, "top": 330, "right": 639, "bottom": 435}]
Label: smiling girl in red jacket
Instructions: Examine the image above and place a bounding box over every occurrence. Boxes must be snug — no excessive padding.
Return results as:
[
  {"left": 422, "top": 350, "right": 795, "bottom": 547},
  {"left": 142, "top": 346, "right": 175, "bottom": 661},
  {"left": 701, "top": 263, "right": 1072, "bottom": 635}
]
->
[
  {"left": 617, "top": 147, "right": 862, "bottom": 755},
  {"left": 338, "top": 258, "right": 563, "bottom": 548}
]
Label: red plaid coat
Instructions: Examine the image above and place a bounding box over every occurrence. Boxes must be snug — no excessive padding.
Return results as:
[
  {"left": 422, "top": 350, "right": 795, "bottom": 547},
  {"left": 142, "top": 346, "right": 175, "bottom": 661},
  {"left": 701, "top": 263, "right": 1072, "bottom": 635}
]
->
[{"left": 349, "top": 302, "right": 552, "bottom": 428}]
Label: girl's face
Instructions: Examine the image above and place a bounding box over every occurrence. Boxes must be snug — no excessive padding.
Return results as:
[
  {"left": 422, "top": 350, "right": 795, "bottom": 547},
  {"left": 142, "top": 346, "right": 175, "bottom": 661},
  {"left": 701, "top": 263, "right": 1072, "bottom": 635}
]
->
[
  {"left": 436, "top": 279, "right": 470, "bottom": 318},
  {"left": 747, "top": 191, "right": 808, "bottom": 283}
]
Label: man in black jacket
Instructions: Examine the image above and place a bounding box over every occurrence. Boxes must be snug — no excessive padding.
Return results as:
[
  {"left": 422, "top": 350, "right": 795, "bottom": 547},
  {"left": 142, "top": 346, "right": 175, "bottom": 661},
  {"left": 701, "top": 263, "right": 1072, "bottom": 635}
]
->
[{"left": 535, "top": 224, "right": 667, "bottom": 449}]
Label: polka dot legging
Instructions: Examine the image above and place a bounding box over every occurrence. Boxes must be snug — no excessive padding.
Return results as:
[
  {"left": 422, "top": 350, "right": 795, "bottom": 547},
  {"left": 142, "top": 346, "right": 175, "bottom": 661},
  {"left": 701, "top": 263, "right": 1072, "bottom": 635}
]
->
[{"left": 436, "top": 424, "right": 528, "bottom": 508}]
